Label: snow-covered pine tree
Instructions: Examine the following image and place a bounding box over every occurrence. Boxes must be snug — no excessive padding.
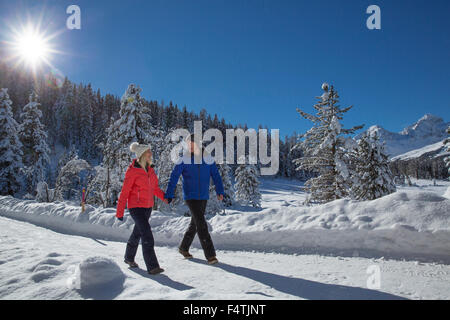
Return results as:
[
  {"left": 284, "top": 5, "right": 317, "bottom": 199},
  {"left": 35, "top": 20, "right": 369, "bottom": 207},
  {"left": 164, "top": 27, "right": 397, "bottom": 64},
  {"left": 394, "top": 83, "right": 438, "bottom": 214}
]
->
[
  {"left": 101, "top": 84, "right": 166, "bottom": 208},
  {"left": 100, "top": 117, "right": 122, "bottom": 208},
  {"left": 206, "top": 180, "right": 223, "bottom": 215},
  {"left": 103, "top": 84, "right": 159, "bottom": 176},
  {"left": 76, "top": 84, "right": 94, "bottom": 160},
  {"left": 280, "top": 134, "right": 305, "bottom": 178},
  {"left": 54, "top": 79, "right": 76, "bottom": 148},
  {"left": 350, "top": 132, "right": 396, "bottom": 200},
  {"left": 58, "top": 144, "right": 78, "bottom": 171},
  {"left": 0, "top": 88, "right": 25, "bottom": 196},
  {"left": 19, "top": 91, "right": 51, "bottom": 194},
  {"left": 54, "top": 157, "right": 92, "bottom": 201},
  {"left": 218, "top": 161, "right": 234, "bottom": 207},
  {"left": 234, "top": 157, "right": 261, "bottom": 208},
  {"left": 85, "top": 164, "right": 122, "bottom": 208},
  {"left": 35, "top": 181, "right": 55, "bottom": 203},
  {"left": 293, "top": 83, "right": 364, "bottom": 204},
  {"left": 445, "top": 126, "right": 450, "bottom": 176}
]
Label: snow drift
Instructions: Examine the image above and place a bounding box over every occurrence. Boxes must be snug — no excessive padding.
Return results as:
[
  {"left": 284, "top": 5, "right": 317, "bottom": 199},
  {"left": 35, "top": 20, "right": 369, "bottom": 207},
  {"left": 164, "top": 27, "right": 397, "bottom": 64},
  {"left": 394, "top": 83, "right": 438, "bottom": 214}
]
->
[{"left": 1, "top": 190, "right": 450, "bottom": 263}]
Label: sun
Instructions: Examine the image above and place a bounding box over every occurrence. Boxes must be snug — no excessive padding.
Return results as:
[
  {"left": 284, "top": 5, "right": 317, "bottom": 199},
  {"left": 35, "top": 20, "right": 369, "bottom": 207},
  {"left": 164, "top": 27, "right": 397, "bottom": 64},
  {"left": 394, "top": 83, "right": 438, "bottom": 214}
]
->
[
  {"left": 16, "top": 30, "right": 49, "bottom": 66},
  {"left": 4, "top": 23, "right": 60, "bottom": 73},
  {"left": 11, "top": 27, "right": 52, "bottom": 70}
]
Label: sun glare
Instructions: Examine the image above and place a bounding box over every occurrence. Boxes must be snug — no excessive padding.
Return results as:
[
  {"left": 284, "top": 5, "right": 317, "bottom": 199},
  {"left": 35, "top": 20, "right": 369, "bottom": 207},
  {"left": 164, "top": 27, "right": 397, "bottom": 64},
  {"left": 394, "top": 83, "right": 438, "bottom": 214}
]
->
[
  {"left": 16, "top": 31, "right": 49, "bottom": 66},
  {"left": 13, "top": 27, "right": 51, "bottom": 69},
  {"left": 4, "top": 22, "right": 60, "bottom": 73}
]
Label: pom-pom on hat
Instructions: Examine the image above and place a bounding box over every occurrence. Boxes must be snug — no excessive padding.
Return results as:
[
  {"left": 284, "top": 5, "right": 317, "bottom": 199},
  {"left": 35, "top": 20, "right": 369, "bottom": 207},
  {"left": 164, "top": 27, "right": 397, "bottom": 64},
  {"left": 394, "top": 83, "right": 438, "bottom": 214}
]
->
[{"left": 130, "top": 142, "right": 151, "bottom": 159}]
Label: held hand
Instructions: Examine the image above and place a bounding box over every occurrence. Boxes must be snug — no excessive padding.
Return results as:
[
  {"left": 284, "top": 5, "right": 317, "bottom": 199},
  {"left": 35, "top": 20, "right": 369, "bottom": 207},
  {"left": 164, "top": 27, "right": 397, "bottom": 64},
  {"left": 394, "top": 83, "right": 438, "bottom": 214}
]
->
[
  {"left": 117, "top": 216, "right": 123, "bottom": 221},
  {"left": 162, "top": 198, "right": 169, "bottom": 204},
  {"left": 164, "top": 198, "right": 173, "bottom": 204},
  {"left": 217, "top": 194, "right": 224, "bottom": 201}
]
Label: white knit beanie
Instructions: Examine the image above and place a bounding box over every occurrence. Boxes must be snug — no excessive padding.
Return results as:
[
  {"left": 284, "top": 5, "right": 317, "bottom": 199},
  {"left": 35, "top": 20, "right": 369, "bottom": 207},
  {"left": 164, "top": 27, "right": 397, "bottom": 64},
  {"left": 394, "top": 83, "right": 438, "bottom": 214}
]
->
[{"left": 130, "top": 142, "right": 151, "bottom": 159}]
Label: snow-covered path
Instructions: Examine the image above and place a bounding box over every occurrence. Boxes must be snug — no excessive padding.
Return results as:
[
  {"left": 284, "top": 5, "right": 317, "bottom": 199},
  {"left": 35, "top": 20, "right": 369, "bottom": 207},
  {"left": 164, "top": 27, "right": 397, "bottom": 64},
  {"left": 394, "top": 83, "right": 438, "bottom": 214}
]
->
[{"left": 1, "top": 216, "right": 450, "bottom": 300}]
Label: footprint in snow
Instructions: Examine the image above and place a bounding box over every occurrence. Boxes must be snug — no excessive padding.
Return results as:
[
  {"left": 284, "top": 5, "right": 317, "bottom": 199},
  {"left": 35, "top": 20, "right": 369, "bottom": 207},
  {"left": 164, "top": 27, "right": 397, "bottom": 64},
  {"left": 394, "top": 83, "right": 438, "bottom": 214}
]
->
[
  {"left": 29, "top": 258, "right": 63, "bottom": 272},
  {"left": 30, "top": 269, "right": 60, "bottom": 283}
]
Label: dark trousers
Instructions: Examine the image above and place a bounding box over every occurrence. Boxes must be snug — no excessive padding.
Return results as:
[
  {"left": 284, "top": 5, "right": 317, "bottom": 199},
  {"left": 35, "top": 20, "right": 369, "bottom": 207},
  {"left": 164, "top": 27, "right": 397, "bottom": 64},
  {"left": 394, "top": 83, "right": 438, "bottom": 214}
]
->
[
  {"left": 125, "top": 207, "right": 160, "bottom": 271},
  {"left": 180, "top": 200, "right": 216, "bottom": 259}
]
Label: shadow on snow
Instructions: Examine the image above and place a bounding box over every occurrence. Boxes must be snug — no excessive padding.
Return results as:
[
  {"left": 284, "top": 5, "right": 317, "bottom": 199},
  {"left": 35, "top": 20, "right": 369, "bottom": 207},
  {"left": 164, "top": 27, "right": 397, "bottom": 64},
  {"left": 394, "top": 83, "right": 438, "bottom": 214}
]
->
[
  {"left": 128, "top": 268, "right": 194, "bottom": 291},
  {"left": 189, "top": 258, "right": 407, "bottom": 300}
]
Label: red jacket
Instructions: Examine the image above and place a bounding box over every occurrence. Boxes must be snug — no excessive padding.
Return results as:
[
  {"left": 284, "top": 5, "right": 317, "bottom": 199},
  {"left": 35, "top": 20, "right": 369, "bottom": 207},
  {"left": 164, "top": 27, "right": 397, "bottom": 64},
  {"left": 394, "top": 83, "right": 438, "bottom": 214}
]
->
[{"left": 116, "top": 159, "right": 165, "bottom": 218}]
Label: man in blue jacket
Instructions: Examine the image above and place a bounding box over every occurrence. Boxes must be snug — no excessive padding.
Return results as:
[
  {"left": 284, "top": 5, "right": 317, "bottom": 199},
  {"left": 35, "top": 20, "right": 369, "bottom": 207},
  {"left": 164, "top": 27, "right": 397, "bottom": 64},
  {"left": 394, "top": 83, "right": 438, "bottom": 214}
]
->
[{"left": 165, "top": 134, "right": 224, "bottom": 264}]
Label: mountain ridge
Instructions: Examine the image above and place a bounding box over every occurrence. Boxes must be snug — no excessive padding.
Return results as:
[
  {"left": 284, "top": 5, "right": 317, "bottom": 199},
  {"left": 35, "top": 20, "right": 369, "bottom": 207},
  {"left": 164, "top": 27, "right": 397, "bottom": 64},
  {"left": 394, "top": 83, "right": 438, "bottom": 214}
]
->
[{"left": 358, "top": 114, "right": 449, "bottom": 158}]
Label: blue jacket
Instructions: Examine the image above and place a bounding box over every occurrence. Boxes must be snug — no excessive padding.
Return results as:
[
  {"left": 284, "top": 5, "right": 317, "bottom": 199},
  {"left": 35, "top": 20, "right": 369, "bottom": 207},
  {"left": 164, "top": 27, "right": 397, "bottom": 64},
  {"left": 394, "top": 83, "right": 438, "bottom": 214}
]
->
[{"left": 165, "top": 153, "right": 224, "bottom": 200}]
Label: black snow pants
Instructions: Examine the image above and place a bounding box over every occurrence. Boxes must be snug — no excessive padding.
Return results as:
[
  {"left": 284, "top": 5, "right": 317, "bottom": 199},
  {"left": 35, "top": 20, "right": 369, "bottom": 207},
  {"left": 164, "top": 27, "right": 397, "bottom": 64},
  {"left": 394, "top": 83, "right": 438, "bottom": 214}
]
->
[
  {"left": 125, "top": 207, "right": 160, "bottom": 271},
  {"left": 179, "top": 200, "right": 216, "bottom": 259}
]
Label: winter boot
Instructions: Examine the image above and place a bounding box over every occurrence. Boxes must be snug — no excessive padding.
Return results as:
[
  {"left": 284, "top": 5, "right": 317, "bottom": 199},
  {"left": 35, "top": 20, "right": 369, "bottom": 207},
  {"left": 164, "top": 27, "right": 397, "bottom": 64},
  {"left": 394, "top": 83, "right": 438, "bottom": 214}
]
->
[
  {"left": 124, "top": 260, "right": 139, "bottom": 268},
  {"left": 179, "top": 248, "right": 193, "bottom": 259},
  {"left": 148, "top": 267, "right": 164, "bottom": 275},
  {"left": 207, "top": 256, "right": 218, "bottom": 265}
]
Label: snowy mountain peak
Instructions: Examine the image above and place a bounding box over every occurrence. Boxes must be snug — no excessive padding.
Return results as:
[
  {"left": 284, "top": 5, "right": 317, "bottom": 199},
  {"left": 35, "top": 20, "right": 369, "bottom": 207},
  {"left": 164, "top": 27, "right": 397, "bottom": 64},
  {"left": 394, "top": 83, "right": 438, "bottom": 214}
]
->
[
  {"left": 366, "top": 125, "right": 390, "bottom": 136},
  {"left": 400, "top": 114, "right": 447, "bottom": 137},
  {"left": 360, "top": 114, "right": 449, "bottom": 158}
]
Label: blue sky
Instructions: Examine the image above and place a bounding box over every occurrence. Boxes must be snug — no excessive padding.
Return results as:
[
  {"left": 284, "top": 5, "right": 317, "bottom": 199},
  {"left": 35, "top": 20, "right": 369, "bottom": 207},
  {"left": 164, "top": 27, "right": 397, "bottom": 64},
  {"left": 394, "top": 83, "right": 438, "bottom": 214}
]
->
[{"left": 1, "top": 0, "right": 449, "bottom": 137}]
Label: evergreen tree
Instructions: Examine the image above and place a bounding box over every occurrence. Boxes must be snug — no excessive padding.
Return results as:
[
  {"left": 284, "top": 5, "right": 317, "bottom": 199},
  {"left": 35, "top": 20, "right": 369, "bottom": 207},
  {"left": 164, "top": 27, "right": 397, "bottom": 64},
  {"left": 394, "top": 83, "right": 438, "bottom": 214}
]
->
[
  {"left": 54, "top": 78, "right": 75, "bottom": 147},
  {"left": 91, "top": 88, "right": 107, "bottom": 158},
  {"left": 351, "top": 132, "right": 396, "bottom": 200},
  {"left": 85, "top": 164, "right": 121, "bottom": 208},
  {"left": 101, "top": 85, "right": 163, "bottom": 207},
  {"left": 234, "top": 157, "right": 261, "bottom": 208},
  {"left": 218, "top": 162, "right": 234, "bottom": 207},
  {"left": 180, "top": 105, "right": 190, "bottom": 130},
  {"left": 54, "top": 157, "right": 92, "bottom": 201},
  {"left": 199, "top": 108, "right": 208, "bottom": 131},
  {"left": 104, "top": 84, "right": 156, "bottom": 175},
  {"left": 35, "top": 181, "right": 55, "bottom": 203},
  {"left": 0, "top": 88, "right": 25, "bottom": 196},
  {"left": 293, "top": 83, "right": 364, "bottom": 204},
  {"left": 19, "top": 91, "right": 51, "bottom": 194},
  {"left": 56, "top": 144, "right": 79, "bottom": 178},
  {"left": 445, "top": 126, "right": 450, "bottom": 176},
  {"left": 100, "top": 117, "right": 122, "bottom": 207},
  {"left": 206, "top": 180, "right": 223, "bottom": 215},
  {"left": 163, "top": 101, "right": 178, "bottom": 130},
  {"left": 77, "top": 84, "right": 94, "bottom": 160}
]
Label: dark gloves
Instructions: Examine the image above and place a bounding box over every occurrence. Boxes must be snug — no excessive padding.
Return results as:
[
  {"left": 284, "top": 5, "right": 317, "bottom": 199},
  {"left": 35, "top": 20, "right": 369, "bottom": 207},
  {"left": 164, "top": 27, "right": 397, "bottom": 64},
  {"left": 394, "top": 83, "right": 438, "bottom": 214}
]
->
[
  {"left": 117, "top": 217, "right": 123, "bottom": 221},
  {"left": 163, "top": 193, "right": 172, "bottom": 204}
]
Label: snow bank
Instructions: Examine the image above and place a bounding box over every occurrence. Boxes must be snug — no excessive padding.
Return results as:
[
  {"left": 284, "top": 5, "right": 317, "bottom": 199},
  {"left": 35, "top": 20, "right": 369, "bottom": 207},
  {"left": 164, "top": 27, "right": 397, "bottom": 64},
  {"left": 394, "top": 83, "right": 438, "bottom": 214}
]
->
[{"left": 1, "top": 190, "right": 450, "bottom": 263}]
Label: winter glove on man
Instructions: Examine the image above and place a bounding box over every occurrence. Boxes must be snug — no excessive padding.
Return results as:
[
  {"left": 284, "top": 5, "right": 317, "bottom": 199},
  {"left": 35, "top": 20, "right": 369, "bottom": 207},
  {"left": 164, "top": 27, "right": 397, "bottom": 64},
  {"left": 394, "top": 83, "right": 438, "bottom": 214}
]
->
[
  {"left": 117, "top": 217, "right": 123, "bottom": 221},
  {"left": 163, "top": 193, "right": 172, "bottom": 204}
]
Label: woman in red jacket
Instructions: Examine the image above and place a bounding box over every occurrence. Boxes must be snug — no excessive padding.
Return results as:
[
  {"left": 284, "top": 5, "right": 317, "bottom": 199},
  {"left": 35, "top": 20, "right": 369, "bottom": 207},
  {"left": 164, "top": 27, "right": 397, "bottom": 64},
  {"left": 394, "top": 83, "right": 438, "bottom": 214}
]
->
[{"left": 116, "top": 142, "right": 168, "bottom": 275}]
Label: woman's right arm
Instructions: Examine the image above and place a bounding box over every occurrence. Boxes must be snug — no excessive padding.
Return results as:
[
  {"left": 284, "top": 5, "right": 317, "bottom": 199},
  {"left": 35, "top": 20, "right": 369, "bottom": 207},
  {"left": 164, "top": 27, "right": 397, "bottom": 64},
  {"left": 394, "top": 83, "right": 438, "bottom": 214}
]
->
[{"left": 116, "top": 171, "right": 136, "bottom": 219}]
